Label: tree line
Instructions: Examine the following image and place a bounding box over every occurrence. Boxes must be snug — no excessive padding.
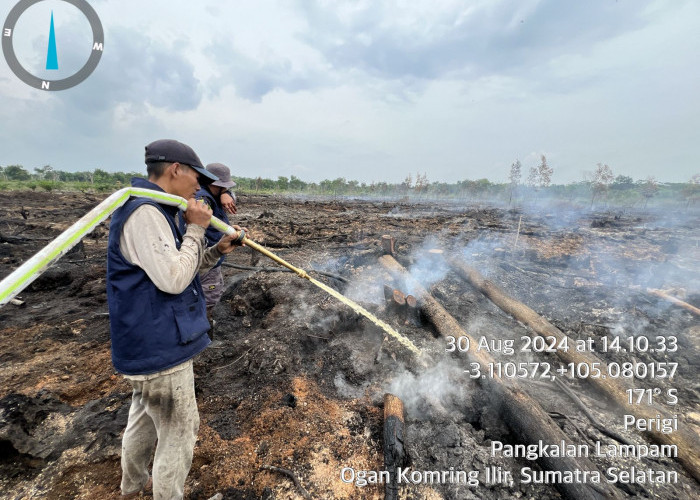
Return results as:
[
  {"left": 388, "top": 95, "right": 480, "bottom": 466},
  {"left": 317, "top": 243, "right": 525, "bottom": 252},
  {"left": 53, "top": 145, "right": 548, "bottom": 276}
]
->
[{"left": 1, "top": 161, "right": 698, "bottom": 208}]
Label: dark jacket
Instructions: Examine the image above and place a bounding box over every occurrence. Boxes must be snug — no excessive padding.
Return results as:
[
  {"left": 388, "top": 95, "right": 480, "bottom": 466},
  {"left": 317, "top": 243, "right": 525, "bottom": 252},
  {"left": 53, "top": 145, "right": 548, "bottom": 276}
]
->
[
  {"left": 106, "top": 177, "right": 210, "bottom": 375},
  {"left": 194, "top": 186, "right": 229, "bottom": 269}
]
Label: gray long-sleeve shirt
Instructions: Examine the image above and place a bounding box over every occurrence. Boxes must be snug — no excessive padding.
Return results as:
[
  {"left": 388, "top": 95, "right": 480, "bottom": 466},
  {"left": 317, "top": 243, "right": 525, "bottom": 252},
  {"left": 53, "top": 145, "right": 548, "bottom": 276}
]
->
[{"left": 119, "top": 204, "right": 223, "bottom": 295}]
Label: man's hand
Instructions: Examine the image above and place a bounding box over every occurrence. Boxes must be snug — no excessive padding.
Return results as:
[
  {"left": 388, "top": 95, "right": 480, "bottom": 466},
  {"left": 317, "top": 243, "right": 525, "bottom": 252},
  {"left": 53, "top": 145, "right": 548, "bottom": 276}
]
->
[
  {"left": 220, "top": 191, "right": 237, "bottom": 214},
  {"left": 184, "top": 198, "right": 213, "bottom": 228},
  {"left": 216, "top": 225, "right": 248, "bottom": 254}
]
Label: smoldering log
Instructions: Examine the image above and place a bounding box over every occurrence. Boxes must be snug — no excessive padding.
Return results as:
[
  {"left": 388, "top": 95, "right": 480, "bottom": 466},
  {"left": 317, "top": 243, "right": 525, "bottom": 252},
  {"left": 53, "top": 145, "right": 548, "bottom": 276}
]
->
[
  {"left": 384, "top": 393, "right": 405, "bottom": 500},
  {"left": 449, "top": 258, "right": 700, "bottom": 484},
  {"left": 647, "top": 288, "right": 700, "bottom": 317},
  {"left": 383, "top": 284, "right": 407, "bottom": 317},
  {"left": 405, "top": 294, "right": 422, "bottom": 326},
  {"left": 378, "top": 254, "right": 621, "bottom": 500},
  {"left": 392, "top": 289, "right": 406, "bottom": 307}
]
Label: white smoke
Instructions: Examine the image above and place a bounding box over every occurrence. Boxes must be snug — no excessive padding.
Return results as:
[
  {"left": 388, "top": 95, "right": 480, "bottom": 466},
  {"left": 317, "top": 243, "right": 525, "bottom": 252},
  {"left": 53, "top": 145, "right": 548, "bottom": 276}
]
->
[{"left": 385, "top": 359, "right": 471, "bottom": 420}]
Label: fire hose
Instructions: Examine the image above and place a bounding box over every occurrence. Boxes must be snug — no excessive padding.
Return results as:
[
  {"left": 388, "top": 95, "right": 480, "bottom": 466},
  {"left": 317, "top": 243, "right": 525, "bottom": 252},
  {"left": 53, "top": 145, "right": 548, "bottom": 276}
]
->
[{"left": 0, "top": 187, "right": 419, "bottom": 354}]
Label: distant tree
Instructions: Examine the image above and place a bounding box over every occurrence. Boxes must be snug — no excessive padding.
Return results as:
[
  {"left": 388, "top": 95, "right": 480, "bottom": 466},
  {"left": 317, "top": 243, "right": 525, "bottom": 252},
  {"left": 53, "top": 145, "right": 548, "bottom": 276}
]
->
[
  {"left": 414, "top": 172, "right": 429, "bottom": 195},
  {"left": 93, "top": 168, "right": 112, "bottom": 184},
  {"left": 34, "top": 164, "right": 54, "bottom": 180},
  {"left": 508, "top": 159, "right": 521, "bottom": 204},
  {"left": 612, "top": 175, "right": 634, "bottom": 189},
  {"left": 0, "top": 166, "right": 5, "bottom": 180},
  {"left": 401, "top": 173, "right": 413, "bottom": 193},
  {"left": 591, "top": 163, "right": 614, "bottom": 207},
  {"left": 4, "top": 164, "right": 30, "bottom": 181},
  {"left": 537, "top": 155, "right": 553, "bottom": 188},
  {"left": 526, "top": 166, "right": 539, "bottom": 189},
  {"left": 276, "top": 176, "right": 289, "bottom": 191},
  {"left": 640, "top": 176, "right": 659, "bottom": 208},
  {"left": 681, "top": 174, "right": 700, "bottom": 208},
  {"left": 289, "top": 175, "right": 306, "bottom": 191},
  {"left": 330, "top": 177, "right": 347, "bottom": 195}
]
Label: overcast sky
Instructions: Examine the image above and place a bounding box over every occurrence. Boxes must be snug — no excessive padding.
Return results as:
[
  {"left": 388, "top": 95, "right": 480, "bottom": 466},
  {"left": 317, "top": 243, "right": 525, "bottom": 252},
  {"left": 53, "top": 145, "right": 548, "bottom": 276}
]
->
[{"left": 1, "top": 0, "right": 698, "bottom": 184}]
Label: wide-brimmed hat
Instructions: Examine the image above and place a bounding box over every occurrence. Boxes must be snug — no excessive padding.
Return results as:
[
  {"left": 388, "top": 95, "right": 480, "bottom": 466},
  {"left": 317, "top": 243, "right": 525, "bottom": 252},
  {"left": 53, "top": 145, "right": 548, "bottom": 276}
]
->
[
  {"left": 145, "top": 139, "right": 218, "bottom": 185},
  {"left": 206, "top": 163, "right": 236, "bottom": 189}
]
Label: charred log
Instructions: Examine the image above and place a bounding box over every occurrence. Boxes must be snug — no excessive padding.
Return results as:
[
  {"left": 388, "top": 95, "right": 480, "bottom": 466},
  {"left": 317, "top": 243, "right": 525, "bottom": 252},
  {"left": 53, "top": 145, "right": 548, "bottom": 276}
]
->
[
  {"left": 383, "top": 393, "right": 405, "bottom": 500},
  {"left": 383, "top": 284, "right": 407, "bottom": 317},
  {"left": 392, "top": 289, "right": 406, "bottom": 307},
  {"left": 383, "top": 284, "right": 395, "bottom": 302},
  {"left": 381, "top": 235, "right": 396, "bottom": 255},
  {"left": 405, "top": 294, "right": 422, "bottom": 326}
]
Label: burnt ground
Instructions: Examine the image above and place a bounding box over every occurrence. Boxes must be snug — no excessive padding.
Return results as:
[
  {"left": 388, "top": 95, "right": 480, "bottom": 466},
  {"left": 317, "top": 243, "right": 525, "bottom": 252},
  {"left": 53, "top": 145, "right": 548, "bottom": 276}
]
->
[{"left": 0, "top": 190, "right": 699, "bottom": 500}]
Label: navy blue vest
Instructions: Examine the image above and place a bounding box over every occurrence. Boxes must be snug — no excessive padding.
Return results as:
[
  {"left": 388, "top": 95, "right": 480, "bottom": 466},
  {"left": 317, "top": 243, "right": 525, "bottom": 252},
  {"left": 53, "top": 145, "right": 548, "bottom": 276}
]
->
[
  {"left": 107, "top": 178, "right": 210, "bottom": 375},
  {"left": 195, "top": 187, "right": 230, "bottom": 269}
]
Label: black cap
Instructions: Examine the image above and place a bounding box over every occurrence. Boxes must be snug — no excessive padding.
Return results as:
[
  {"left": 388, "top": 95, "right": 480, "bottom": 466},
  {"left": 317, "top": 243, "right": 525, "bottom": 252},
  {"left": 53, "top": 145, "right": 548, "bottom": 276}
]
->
[{"left": 144, "top": 139, "right": 218, "bottom": 185}]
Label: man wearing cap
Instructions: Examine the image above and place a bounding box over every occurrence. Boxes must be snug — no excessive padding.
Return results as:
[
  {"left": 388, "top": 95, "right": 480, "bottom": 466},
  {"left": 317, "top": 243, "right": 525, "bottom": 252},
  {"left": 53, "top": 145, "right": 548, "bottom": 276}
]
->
[
  {"left": 193, "top": 162, "right": 238, "bottom": 331},
  {"left": 106, "top": 139, "right": 244, "bottom": 499}
]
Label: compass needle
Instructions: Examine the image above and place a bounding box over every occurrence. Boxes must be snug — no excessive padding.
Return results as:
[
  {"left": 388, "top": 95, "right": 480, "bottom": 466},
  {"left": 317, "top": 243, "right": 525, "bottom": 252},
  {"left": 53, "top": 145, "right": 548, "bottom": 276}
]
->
[
  {"left": 3, "top": 0, "right": 103, "bottom": 90},
  {"left": 46, "top": 10, "right": 58, "bottom": 70}
]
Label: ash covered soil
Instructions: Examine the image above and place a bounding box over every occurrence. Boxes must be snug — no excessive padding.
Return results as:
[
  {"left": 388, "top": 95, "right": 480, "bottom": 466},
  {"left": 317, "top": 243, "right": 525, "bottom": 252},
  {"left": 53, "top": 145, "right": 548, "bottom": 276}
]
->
[{"left": 0, "top": 190, "right": 699, "bottom": 499}]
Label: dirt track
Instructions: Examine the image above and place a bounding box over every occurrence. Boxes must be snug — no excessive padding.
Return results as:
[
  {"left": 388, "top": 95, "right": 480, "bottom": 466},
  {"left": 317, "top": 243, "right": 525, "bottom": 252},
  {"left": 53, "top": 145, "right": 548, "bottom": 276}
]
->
[{"left": 1, "top": 191, "right": 699, "bottom": 499}]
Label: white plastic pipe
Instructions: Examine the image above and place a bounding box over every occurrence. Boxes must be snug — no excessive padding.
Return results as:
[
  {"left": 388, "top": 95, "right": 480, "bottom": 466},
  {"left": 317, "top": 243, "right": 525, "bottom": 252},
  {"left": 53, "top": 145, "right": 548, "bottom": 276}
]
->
[{"left": 0, "top": 188, "right": 216, "bottom": 307}]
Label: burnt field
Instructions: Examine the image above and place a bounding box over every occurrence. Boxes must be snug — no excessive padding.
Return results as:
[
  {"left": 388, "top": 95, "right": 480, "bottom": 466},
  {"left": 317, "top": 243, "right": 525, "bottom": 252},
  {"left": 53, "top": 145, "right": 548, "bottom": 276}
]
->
[{"left": 0, "top": 190, "right": 699, "bottom": 500}]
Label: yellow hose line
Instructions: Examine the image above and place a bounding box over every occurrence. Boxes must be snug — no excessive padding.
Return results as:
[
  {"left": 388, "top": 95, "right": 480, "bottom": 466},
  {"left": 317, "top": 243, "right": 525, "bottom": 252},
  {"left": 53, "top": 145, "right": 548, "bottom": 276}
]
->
[{"left": 211, "top": 210, "right": 419, "bottom": 353}]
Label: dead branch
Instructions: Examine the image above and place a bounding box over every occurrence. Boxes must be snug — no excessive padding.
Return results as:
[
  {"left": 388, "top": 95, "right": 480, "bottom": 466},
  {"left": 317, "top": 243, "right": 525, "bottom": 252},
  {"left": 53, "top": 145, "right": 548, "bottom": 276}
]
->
[
  {"left": 260, "top": 465, "right": 311, "bottom": 500},
  {"left": 0, "top": 232, "right": 52, "bottom": 244},
  {"left": 647, "top": 288, "right": 700, "bottom": 316},
  {"left": 221, "top": 262, "right": 348, "bottom": 283},
  {"left": 304, "top": 333, "right": 329, "bottom": 340},
  {"left": 212, "top": 348, "right": 252, "bottom": 372},
  {"left": 548, "top": 411, "right": 595, "bottom": 448},
  {"left": 512, "top": 214, "right": 522, "bottom": 252},
  {"left": 375, "top": 334, "right": 388, "bottom": 364},
  {"left": 378, "top": 254, "right": 621, "bottom": 500},
  {"left": 449, "top": 257, "right": 700, "bottom": 483},
  {"left": 554, "top": 378, "right": 634, "bottom": 446}
]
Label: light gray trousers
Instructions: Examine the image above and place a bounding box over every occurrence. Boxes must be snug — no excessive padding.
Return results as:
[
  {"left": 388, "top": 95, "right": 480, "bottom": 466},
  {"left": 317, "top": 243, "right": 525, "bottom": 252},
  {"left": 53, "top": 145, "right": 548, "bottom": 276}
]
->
[{"left": 121, "top": 361, "right": 200, "bottom": 500}]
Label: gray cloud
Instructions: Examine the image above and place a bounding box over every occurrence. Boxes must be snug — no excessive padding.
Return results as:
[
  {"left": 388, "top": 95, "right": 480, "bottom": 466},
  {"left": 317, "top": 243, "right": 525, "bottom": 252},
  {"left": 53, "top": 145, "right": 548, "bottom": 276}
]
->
[
  {"left": 33, "top": 25, "right": 202, "bottom": 138},
  {"left": 296, "top": 0, "right": 655, "bottom": 83},
  {"left": 88, "top": 27, "right": 202, "bottom": 112},
  {"left": 205, "top": 37, "right": 322, "bottom": 102}
]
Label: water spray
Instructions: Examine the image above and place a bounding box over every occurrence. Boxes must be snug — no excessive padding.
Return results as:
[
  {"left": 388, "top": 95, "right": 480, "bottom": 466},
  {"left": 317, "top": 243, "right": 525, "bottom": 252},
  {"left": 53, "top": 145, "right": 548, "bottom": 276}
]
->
[{"left": 0, "top": 188, "right": 420, "bottom": 355}]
